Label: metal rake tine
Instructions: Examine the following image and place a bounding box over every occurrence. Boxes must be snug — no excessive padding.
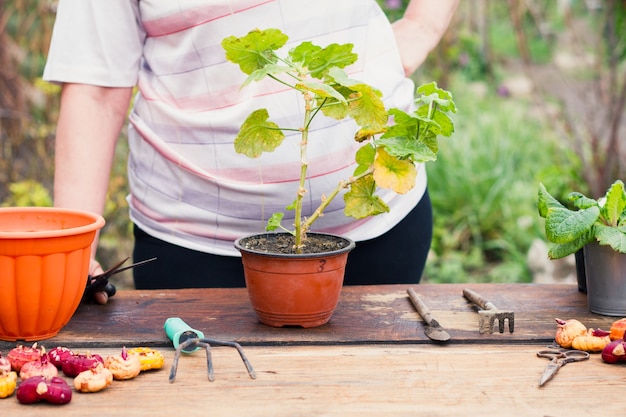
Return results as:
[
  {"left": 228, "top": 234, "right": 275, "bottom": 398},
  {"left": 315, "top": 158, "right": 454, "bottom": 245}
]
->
[
  {"left": 168, "top": 351, "right": 180, "bottom": 383},
  {"left": 200, "top": 338, "right": 256, "bottom": 379},
  {"left": 465, "top": 288, "right": 515, "bottom": 334},
  {"left": 501, "top": 313, "right": 514, "bottom": 333},
  {"left": 202, "top": 342, "right": 215, "bottom": 382},
  {"left": 169, "top": 337, "right": 200, "bottom": 383}
]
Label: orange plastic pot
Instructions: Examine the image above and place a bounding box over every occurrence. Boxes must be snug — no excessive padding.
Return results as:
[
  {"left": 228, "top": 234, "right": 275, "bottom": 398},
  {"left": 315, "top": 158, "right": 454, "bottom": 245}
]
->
[
  {"left": 0, "top": 207, "right": 105, "bottom": 341},
  {"left": 234, "top": 233, "right": 355, "bottom": 328}
]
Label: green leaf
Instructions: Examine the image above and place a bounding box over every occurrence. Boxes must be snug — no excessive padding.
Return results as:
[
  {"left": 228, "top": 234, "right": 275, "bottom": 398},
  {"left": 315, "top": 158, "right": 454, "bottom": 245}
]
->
[
  {"left": 544, "top": 205, "right": 600, "bottom": 243},
  {"left": 222, "top": 28, "right": 288, "bottom": 75},
  {"left": 242, "top": 64, "right": 292, "bottom": 87},
  {"left": 316, "top": 90, "right": 350, "bottom": 120},
  {"left": 372, "top": 148, "right": 417, "bottom": 194},
  {"left": 600, "top": 180, "right": 626, "bottom": 227},
  {"left": 383, "top": 108, "right": 418, "bottom": 140},
  {"left": 413, "top": 83, "right": 456, "bottom": 139},
  {"left": 416, "top": 82, "right": 457, "bottom": 113},
  {"left": 234, "top": 109, "right": 285, "bottom": 158},
  {"left": 379, "top": 108, "right": 439, "bottom": 161},
  {"left": 353, "top": 144, "right": 375, "bottom": 176},
  {"left": 326, "top": 67, "right": 361, "bottom": 88},
  {"left": 297, "top": 80, "right": 346, "bottom": 103},
  {"left": 289, "top": 41, "right": 322, "bottom": 66},
  {"left": 344, "top": 175, "right": 389, "bottom": 219},
  {"left": 547, "top": 231, "right": 594, "bottom": 259},
  {"left": 320, "top": 68, "right": 387, "bottom": 129},
  {"left": 568, "top": 192, "right": 598, "bottom": 210},
  {"left": 595, "top": 224, "right": 626, "bottom": 253},
  {"left": 266, "top": 212, "right": 285, "bottom": 231},
  {"left": 289, "top": 41, "right": 357, "bottom": 78},
  {"left": 285, "top": 199, "right": 297, "bottom": 211},
  {"left": 376, "top": 137, "right": 437, "bottom": 162},
  {"left": 415, "top": 108, "right": 454, "bottom": 138},
  {"left": 537, "top": 183, "right": 566, "bottom": 218}
]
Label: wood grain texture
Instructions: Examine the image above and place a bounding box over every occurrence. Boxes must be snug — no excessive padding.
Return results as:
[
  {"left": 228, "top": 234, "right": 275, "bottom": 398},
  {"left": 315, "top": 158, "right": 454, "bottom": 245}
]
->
[
  {"left": 1, "top": 284, "right": 622, "bottom": 416},
  {"left": 0, "top": 283, "right": 615, "bottom": 350},
  {"left": 0, "top": 344, "right": 623, "bottom": 417}
]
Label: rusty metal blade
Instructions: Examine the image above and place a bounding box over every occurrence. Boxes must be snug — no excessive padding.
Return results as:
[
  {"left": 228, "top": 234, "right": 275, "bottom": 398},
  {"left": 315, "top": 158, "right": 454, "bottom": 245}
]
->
[{"left": 407, "top": 288, "right": 451, "bottom": 342}]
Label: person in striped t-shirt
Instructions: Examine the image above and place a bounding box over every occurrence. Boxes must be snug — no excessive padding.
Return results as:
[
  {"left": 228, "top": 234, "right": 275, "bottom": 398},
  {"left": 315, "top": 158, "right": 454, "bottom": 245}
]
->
[{"left": 44, "top": 0, "right": 458, "bottom": 301}]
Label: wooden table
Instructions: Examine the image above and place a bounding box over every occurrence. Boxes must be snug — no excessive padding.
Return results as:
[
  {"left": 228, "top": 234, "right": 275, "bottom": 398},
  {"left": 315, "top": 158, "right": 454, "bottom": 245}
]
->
[{"left": 1, "top": 283, "right": 624, "bottom": 416}]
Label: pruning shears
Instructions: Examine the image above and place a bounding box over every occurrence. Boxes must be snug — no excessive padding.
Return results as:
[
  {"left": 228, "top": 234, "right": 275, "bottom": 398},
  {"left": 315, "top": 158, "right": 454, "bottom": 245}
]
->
[{"left": 83, "top": 256, "right": 157, "bottom": 302}]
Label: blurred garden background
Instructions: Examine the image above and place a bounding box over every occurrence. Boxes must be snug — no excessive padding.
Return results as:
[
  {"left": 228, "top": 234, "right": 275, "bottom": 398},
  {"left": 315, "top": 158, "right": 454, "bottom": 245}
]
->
[{"left": 1, "top": 0, "right": 624, "bottom": 288}]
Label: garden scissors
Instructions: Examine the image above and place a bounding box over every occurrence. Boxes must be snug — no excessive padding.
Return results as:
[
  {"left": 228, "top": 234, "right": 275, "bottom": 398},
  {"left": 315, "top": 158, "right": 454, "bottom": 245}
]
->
[
  {"left": 84, "top": 257, "right": 157, "bottom": 302},
  {"left": 537, "top": 347, "right": 589, "bottom": 387}
]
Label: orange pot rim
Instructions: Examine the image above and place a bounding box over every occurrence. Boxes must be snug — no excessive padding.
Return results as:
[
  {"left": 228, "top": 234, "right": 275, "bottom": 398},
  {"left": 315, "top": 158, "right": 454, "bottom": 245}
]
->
[{"left": 0, "top": 206, "right": 105, "bottom": 239}]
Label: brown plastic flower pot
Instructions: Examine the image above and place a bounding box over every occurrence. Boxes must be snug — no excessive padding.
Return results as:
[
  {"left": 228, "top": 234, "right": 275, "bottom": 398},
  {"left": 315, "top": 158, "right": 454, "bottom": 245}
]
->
[
  {"left": 235, "top": 233, "right": 354, "bottom": 328},
  {"left": 0, "top": 207, "right": 105, "bottom": 341}
]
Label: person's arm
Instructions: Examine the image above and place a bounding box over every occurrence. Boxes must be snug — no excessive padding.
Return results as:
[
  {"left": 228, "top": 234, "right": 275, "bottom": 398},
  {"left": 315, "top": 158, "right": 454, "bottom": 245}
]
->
[
  {"left": 54, "top": 83, "right": 133, "bottom": 302},
  {"left": 392, "top": 0, "right": 460, "bottom": 76}
]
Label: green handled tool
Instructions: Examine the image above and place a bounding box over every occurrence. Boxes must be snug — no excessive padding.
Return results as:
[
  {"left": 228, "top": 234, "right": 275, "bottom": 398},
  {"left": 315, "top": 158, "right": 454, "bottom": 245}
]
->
[
  {"left": 164, "top": 317, "right": 205, "bottom": 353},
  {"left": 164, "top": 318, "right": 257, "bottom": 382}
]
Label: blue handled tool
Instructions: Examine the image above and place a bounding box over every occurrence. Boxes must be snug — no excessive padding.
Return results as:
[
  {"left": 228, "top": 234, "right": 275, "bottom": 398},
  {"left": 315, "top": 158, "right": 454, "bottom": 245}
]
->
[{"left": 164, "top": 317, "right": 205, "bottom": 353}]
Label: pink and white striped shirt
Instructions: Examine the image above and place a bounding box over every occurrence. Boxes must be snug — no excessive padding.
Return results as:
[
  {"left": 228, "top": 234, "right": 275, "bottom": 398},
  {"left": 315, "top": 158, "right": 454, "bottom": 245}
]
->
[{"left": 44, "top": 0, "right": 427, "bottom": 256}]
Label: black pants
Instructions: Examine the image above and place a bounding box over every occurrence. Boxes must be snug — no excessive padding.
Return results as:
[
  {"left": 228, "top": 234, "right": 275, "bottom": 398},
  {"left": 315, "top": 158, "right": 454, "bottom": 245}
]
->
[{"left": 132, "top": 190, "right": 432, "bottom": 289}]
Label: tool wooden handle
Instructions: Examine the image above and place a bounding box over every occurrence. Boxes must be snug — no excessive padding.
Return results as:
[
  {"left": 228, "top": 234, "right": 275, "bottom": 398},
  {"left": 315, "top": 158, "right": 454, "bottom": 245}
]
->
[
  {"left": 462, "top": 288, "right": 491, "bottom": 310},
  {"left": 407, "top": 288, "right": 434, "bottom": 325}
]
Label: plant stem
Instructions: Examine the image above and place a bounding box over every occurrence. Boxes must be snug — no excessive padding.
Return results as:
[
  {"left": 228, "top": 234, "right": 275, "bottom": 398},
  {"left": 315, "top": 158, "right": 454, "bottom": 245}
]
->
[
  {"left": 303, "top": 167, "right": 374, "bottom": 231},
  {"left": 294, "top": 92, "right": 314, "bottom": 252}
]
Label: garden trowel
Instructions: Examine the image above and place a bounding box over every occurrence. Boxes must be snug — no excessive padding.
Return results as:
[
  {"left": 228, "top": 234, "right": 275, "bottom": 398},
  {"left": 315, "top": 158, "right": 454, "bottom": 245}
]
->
[{"left": 407, "top": 288, "right": 451, "bottom": 342}]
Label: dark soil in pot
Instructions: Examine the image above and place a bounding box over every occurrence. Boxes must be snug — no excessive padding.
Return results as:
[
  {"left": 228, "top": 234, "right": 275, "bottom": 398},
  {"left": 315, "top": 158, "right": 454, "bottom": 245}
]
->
[{"left": 237, "top": 233, "right": 353, "bottom": 255}]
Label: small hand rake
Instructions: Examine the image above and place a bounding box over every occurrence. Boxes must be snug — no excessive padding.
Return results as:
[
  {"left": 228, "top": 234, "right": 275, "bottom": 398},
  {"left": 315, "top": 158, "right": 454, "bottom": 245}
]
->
[
  {"left": 463, "top": 288, "right": 515, "bottom": 334},
  {"left": 169, "top": 337, "right": 257, "bottom": 383}
]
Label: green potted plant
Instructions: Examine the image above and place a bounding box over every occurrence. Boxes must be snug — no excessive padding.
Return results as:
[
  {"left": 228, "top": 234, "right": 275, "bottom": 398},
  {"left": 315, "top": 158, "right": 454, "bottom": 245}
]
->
[
  {"left": 222, "top": 28, "right": 456, "bottom": 327},
  {"left": 537, "top": 179, "right": 626, "bottom": 316}
]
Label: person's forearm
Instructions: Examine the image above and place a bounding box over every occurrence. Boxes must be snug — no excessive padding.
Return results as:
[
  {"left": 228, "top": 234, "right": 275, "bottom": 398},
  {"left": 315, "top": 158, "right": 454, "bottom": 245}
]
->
[
  {"left": 392, "top": 0, "right": 460, "bottom": 75},
  {"left": 54, "top": 84, "right": 132, "bottom": 268},
  {"left": 54, "top": 84, "right": 132, "bottom": 215}
]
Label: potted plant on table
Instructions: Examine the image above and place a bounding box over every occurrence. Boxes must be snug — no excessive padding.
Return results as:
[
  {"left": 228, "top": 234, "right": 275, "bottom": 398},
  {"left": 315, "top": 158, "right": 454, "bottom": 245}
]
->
[
  {"left": 222, "top": 28, "right": 457, "bottom": 327},
  {"left": 537, "top": 179, "right": 626, "bottom": 316}
]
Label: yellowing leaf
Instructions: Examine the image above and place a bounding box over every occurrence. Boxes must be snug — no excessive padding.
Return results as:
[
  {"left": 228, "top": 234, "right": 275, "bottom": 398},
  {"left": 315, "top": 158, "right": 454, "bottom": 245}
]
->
[
  {"left": 373, "top": 148, "right": 417, "bottom": 194},
  {"left": 344, "top": 175, "right": 389, "bottom": 219},
  {"left": 234, "top": 109, "right": 285, "bottom": 158},
  {"left": 347, "top": 84, "right": 387, "bottom": 129},
  {"left": 354, "top": 125, "right": 386, "bottom": 143}
]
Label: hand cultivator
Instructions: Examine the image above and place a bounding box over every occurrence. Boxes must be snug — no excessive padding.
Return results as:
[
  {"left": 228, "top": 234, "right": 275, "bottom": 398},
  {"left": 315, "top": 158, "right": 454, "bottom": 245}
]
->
[
  {"left": 168, "top": 338, "right": 256, "bottom": 383},
  {"left": 463, "top": 288, "right": 515, "bottom": 334}
]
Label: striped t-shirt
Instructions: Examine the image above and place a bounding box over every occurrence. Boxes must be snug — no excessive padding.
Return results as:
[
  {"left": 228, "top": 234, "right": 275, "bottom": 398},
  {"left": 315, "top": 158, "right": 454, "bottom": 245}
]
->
[{"left": 44, "top": 0, "right": 427, "bottom": 256}]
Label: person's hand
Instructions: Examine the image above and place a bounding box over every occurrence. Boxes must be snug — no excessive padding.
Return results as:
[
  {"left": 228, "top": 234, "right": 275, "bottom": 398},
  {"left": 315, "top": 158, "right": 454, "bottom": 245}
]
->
[{"left": 87, "top": 258, "right": 110, "bottom": 305}]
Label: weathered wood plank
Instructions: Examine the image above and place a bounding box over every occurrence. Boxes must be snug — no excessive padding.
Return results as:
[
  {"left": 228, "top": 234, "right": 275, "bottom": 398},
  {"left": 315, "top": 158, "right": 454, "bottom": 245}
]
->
[
  {"left": 0, "top": 283, "right": 615, "bottom": 350},
  {"left": 0, "top": 344, "right": 622, "bottom": 417}
]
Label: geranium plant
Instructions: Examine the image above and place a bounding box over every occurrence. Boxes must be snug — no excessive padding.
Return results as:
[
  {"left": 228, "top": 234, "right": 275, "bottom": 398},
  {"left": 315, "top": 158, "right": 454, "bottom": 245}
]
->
[
  {"left": 537, "top": 179, "right": 626, "bottom": 259},
  {"left": 222, "top": 28, "right": 456, "bottom": 253}
]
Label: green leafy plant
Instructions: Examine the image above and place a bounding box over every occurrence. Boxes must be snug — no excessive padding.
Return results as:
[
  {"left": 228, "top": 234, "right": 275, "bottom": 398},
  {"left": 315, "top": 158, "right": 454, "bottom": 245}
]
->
[
  {"left": 222, "top": 28, "right": 456, "bottom": 252},
  {"left": 1, "top": 180, "right": 52, "bottom": 207},
  {"left": 537, "top": 179, "right": 626, "bottom": 259}
]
